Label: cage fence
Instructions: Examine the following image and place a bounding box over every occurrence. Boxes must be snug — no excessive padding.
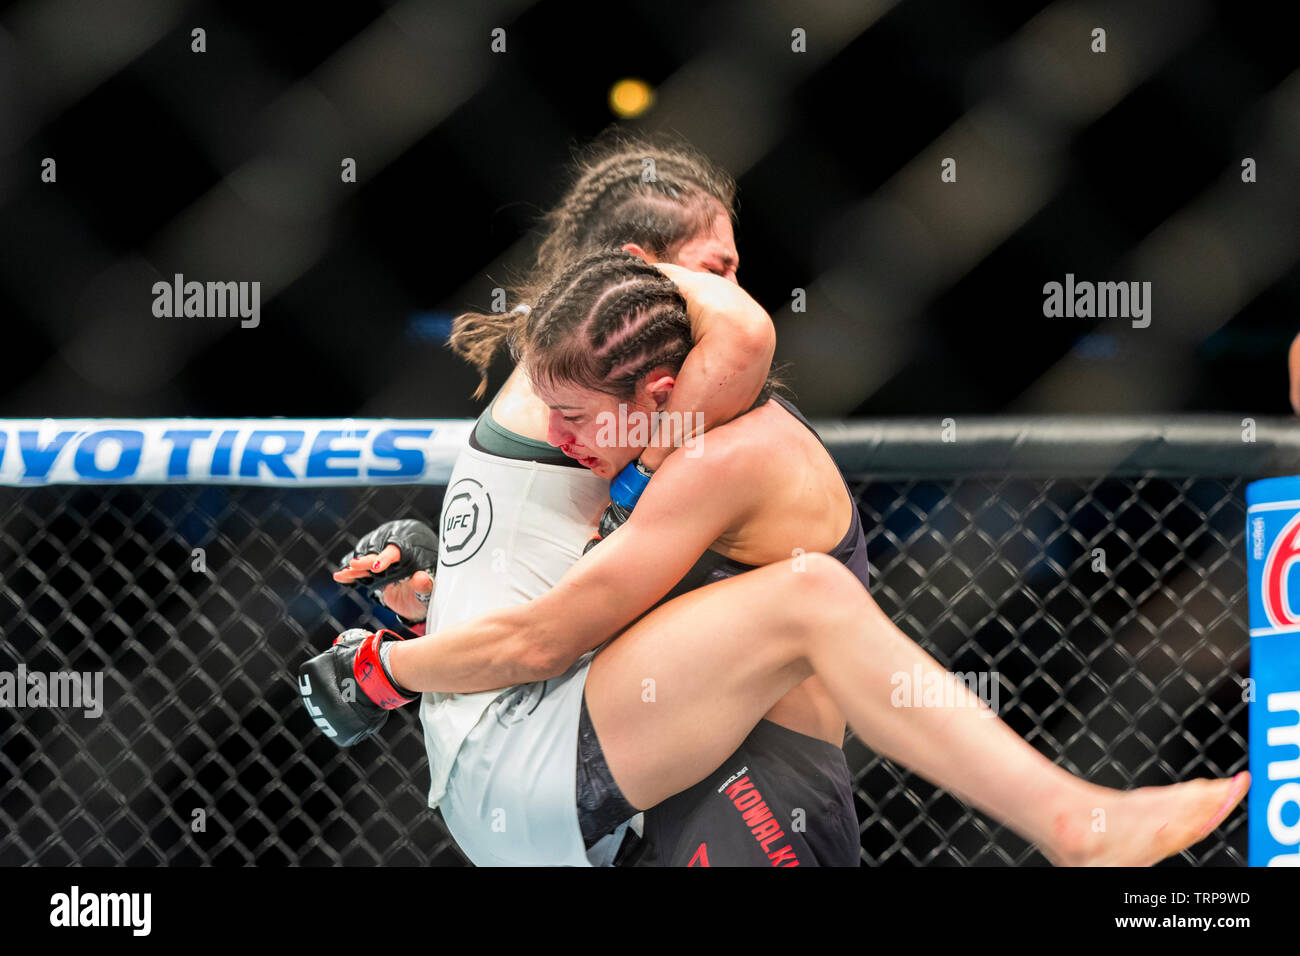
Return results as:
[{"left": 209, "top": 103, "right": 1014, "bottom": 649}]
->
[{"left": 3, "top": 415, "right": 1293, "bottom": 866}]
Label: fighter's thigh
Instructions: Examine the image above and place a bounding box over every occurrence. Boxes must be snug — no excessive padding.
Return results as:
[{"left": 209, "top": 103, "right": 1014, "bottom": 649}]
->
[{"left": 585, "top": 563, "right": 816, "bottom": 810}]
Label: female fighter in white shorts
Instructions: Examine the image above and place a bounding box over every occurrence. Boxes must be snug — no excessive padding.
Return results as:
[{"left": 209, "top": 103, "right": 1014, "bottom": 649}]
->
[
  {"left": 326, "top": 131, "right": 861, "bottom": 865},
  {"left": 310, "top": 249, "right": 1249, "bottom": 866}
]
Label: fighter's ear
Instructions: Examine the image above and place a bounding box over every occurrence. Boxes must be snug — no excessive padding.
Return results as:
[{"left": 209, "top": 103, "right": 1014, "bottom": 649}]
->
[
  {"left": 621, "top": 242, "right": 654, "bottom": 263},
  {"left": 642, "top": 372, "right": 676, "bottom": 410}
]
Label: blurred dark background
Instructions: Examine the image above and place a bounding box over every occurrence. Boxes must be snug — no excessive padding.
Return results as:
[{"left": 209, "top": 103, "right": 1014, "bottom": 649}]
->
[{"left": 1, "top": 0, "right": 1297, "bottom": 422}]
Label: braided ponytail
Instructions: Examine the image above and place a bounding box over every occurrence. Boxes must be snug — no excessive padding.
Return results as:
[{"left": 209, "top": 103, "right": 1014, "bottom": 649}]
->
[{"left": 449, "top": 304, "right": 530, "bottom": 400}]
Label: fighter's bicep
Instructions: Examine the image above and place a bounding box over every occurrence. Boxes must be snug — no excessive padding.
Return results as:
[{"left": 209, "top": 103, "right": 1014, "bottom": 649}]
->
[{"left": 535, "top": 461, "right": 744, "bottom": 658}]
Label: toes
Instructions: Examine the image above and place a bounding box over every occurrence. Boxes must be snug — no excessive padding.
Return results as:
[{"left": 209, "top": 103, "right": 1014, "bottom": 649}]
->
[{"left": 1191, "top": 774, "right": 1249, "bottom": 843}]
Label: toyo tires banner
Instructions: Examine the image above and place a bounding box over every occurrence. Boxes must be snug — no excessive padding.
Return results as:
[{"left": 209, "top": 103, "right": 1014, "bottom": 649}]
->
[
  {"left": 0, "top": 419, "right": 473, "bottom": 486},
  {"left": 1245, "top": 475, "right": 1300, "bottom": 866}
]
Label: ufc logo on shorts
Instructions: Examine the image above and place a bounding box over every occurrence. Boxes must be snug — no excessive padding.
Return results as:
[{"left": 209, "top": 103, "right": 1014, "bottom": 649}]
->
[{"left": 493, "top": 681, "right": 546, "bottom": 727}]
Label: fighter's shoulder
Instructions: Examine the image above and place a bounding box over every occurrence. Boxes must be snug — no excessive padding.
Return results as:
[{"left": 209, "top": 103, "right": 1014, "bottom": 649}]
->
[
  {"left": 654, "top": 400, "right": 780, "bottom": 490},
  {"left": 707, "top": 398, "right": 788, "bottom": 461}
]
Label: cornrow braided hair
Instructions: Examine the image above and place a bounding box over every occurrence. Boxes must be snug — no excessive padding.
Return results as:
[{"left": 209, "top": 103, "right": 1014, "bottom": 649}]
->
[
  {"left": 449, "top": 128, "right": 736, "bottom": 397},
  {"left": 517, "top": 250, "right": 693, "bottom": 401},
  {"left": 533, "top": 131, "right": 735, "bottom": 294}
]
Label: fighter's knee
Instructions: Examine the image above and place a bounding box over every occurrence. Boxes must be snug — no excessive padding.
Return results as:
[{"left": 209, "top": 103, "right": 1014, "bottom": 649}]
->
[
  {"left": 798, "top": 551, "right": 863, "bottom": 600},
  {"left": 780, "top": 552, "right": 869, "bottom": 636}
]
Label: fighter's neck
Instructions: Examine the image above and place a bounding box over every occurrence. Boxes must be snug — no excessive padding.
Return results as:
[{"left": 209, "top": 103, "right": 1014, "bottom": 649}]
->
[{"left": 490, "top": 365, "right": 551, "bottom": 442}]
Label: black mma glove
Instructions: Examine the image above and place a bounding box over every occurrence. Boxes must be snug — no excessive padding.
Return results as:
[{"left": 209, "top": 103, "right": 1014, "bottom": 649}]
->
[
  {"left": 583, "top": 459, "right": 651, "bottom": 553},
  {"left": 298, "top": 628, "right": 419, "bottom": 747},
  {"left": 337, "top": 518, "right": 440, "bottom": 625},
  {"left": 584, "top": 501, "right": 633, "bottom": 554}
]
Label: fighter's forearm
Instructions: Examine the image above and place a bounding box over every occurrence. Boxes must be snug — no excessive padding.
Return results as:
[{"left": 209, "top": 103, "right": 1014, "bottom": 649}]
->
[
  {"left": 644, "top": 332, "right": 769, "bottom": 469},
  {"left": 386, "top": 604, "right": 559, "bottom": 694},
  {"left": 641, "top": 272, "right": 774, "bottom": 470}
]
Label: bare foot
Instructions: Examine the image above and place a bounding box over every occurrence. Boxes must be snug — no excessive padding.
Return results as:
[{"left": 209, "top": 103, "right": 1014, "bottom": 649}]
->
[{"left": 1044, "top": 772, "right": 1250, "bottom": 866}]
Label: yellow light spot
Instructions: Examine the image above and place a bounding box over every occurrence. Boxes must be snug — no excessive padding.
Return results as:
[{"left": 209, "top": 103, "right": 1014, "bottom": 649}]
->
[{"left": 609, "top": 78, "right": 654, "bottom": 118}]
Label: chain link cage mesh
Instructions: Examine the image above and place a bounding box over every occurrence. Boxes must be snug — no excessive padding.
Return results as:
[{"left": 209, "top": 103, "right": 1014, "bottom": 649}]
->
[{"left": 0, "top": 473, "right": 1248, "bottom": 866}]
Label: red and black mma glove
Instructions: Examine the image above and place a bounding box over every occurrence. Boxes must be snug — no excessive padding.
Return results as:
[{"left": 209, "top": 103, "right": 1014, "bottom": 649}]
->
[
  {"left": 584, "top": 459, "right": 652, "bottom": 554},
  {"left": 298, "top": 628, "right": 419, "bottom": 747},
  {"left": 337, "top": 519, "right": 439, "bottom": 633}
]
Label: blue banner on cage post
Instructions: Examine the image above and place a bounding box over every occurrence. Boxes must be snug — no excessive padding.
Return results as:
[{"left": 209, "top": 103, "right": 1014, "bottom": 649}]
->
[{"left": 1245, "top": 476, "right": 1300, "bottom": 866}]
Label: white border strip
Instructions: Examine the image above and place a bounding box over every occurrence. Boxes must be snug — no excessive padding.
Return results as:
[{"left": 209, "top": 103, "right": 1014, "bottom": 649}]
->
[{"left": 1248, "top": 500, "right": 1300, "bottom": 513}]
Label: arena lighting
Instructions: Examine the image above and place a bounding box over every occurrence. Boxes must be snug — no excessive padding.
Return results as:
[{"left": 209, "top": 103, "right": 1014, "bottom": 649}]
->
[{"left": 608, "top": 77, "right": 654, "bottom": 118}]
